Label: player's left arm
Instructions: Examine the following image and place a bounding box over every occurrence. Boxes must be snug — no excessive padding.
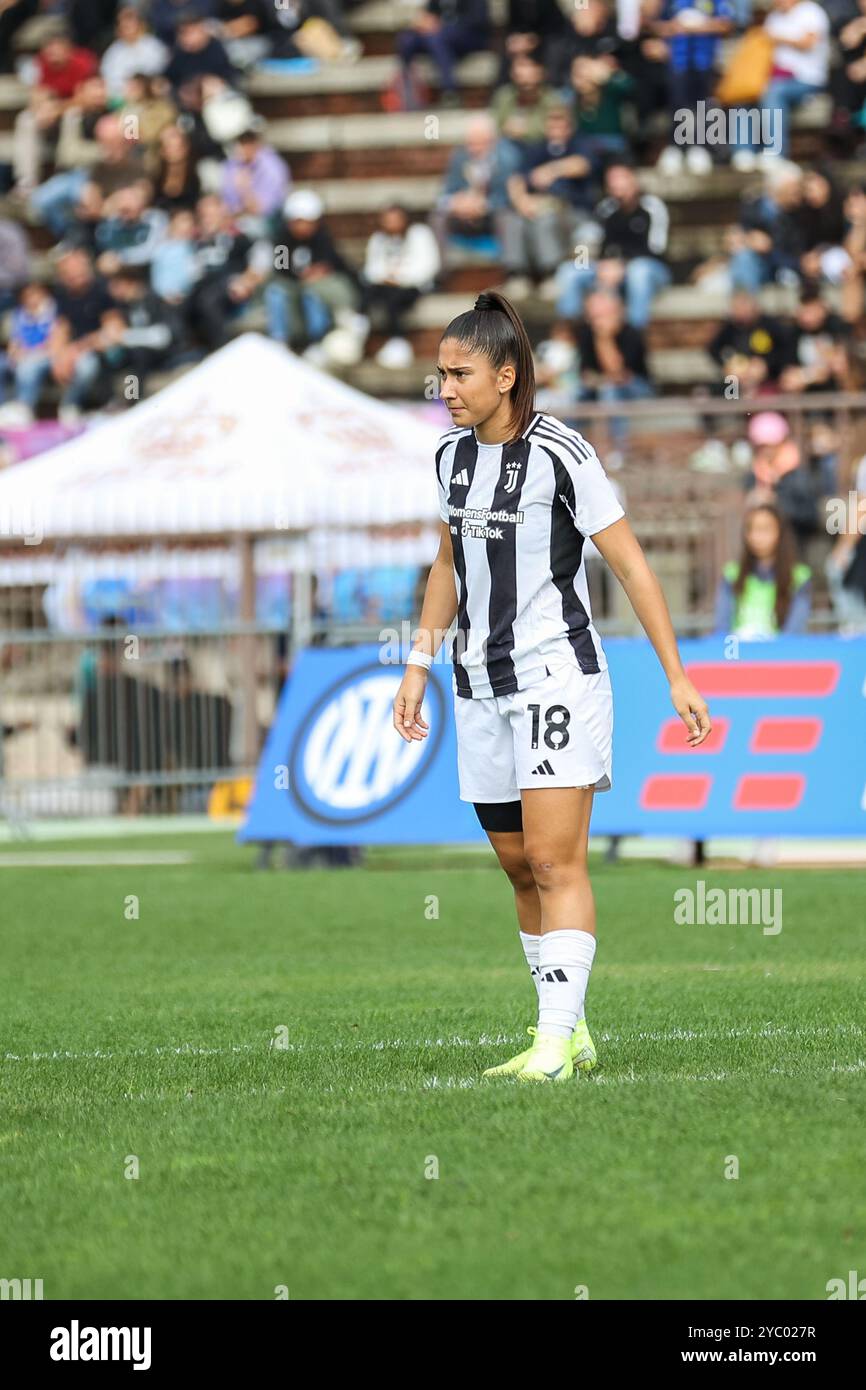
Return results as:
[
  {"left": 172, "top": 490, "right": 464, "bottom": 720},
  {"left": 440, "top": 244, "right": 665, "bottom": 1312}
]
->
[{"left": 591, "top": 515, "right": 713, "bottom": 747}]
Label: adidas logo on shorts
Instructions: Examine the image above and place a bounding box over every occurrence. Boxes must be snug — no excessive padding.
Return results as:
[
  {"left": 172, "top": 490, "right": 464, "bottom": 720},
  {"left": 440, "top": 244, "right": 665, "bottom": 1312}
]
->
[{"left": 531, "top": 759, "right": 555, "bottom": 775}]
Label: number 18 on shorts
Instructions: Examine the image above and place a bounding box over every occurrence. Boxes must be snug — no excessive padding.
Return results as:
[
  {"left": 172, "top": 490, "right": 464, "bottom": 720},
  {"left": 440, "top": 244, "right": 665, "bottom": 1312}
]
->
[{"left": 453, "top": 662, "right": 614, "bottom": 803}]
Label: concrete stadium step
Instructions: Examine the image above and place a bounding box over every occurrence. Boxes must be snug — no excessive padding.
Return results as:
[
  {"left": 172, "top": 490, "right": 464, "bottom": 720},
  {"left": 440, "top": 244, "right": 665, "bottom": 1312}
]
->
[
  {"left": 244, "top": 51, "right": 496, "bottom": 118},
  {"left": 320, "top": 349, "right": 717, "bottom": 397}
]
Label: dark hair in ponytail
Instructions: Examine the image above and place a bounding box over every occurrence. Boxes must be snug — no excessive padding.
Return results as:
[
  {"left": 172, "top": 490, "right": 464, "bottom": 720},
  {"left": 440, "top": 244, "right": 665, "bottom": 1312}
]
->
[{"left": 440, "top": 289, "right": 536, "bottom": 443}]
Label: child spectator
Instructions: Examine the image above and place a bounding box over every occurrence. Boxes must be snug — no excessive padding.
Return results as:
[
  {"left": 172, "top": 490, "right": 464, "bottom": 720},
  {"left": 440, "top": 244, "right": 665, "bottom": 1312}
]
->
[
  {"left": 0, "top": 282, "right": 58, "bottom": 419},
  {"left": 150, "top": 208, "right": 200, "bottom": 302},
  {"left": 715, "top": 502, "right": 811, "bottom": 637}
]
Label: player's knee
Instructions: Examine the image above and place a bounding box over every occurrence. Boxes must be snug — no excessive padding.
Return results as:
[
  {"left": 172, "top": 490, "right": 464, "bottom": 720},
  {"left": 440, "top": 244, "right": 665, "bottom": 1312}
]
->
[
  {"left": 524, "top": 847, "right": 587, "bottom": 887},
  {"left": 499, "top": 851, "right": 535, "bottom": 893}
]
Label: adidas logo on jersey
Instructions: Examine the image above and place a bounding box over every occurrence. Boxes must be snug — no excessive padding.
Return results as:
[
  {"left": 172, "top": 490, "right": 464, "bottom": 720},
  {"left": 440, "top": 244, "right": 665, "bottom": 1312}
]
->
[
  {"left": 453, "top": 468, "right": 470, "bottom": 486},
  {"left": 531, "top": 759, "right": 555, "bottom": 775}
]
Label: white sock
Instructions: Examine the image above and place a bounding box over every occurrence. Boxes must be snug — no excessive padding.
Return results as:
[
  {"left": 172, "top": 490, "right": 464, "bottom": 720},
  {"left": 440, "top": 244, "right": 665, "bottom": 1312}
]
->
[
  {"left": 536, "top": 929, "right": 597, "bottom": 1040},
  {"left": 518, "top": 930, "right": 541, "bottom": 998}
]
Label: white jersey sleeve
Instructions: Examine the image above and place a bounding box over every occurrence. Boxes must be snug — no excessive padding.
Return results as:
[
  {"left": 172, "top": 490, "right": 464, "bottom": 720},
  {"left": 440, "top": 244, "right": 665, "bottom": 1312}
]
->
[
  {"left": 435, "top": 435, "right": 452, "bottom": 522},
  {"left": 574, "top": 449, "right": 626, "bottom": 537},
  {"left": 546, "top": 433, "right": 625, "bottom": 538}
]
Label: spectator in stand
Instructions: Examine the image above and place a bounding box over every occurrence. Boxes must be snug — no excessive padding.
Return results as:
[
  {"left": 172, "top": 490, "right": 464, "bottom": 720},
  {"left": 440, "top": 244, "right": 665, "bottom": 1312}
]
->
[
  {"left": 220, "top": 127, "right": 290, "bottom": 238},
  {"left": 618, "top": 0, "right": 670, "bottom": 157},
  {"left": 0, "top": 281, "right": 58, "bottom": 421},
  {"left": 216, "top": 0, "right": 274, "bottom": 70},
  {"left": 164, "top": 10, "right": 237, "bottom": 93},
  {"left": 101, "top": 263, "right": 180, "bottom": 396},
  {"left": 266, "top": 189, "right": 361, "bottom": 352},
  {"left": 494, "top": 0, "right": 567, "bottom": 89},
  {"left": 798, "top": 166, "right": 852, "bottom": 287},
  {"left": 709, "top": 289, "right": 787, "bottom": 394},
  {"left": 533, "top": 316, "right": 582, "bottom": 406},
  {"left": 826, "top": 451, "right": 866, "bottom": 629},
  {"left": 11, "top": 21, "right": 98, "bottom": 197},
  {"left": 151, "top": 207, "right": 200, "bottom": 302},
  {"left": 547, "top": 0, "right": 621, "bottom": 90},
  {"left": 727, "top": 161, "right": 805, "bottom": 291},
  {"left": 653, "top": 0, "right": 735, "bottom": 177},
  {"left": 29, "top": 20, "right": 99, "bottom": 97},
  {"left": 48, "top": 246, "right": 115, "bottom": 420},
  {"left": 148, "top": 0, "right": 218, "bottom": 46},
  {"left": 356, "top": 204, "right": 441, "bottom": 367},
  {"left": 119, "top": 74, "right": 177, "bottom": 154},
  {"left": 744, "top": 430, "right": 820, "bottom": 549},
  {"left": 0, "top": 218, "right": 32, "bottom": 313},
  {"left": 830, "top": 0, "right": 866, "bottom": 145},
  {"left": 554, "top": 160, "right": 671, "bottom": 328},
  {"left": 576, "top": 288, "right": 654, "bottom": 419},
  {"left": 64, "top": 0, "right": 123, "bottom": 53},
  {"left": 30, "top": 110, "right": 145, "bottom": 238},
  {"left": 732, "top": 0, "right": 831, "bottom": 167},
  {"left": 566, "top": 50, "right": 634, "bottom": 160},
  {"left": 93, "top": 182, "right": 169, "bottom": 277},
  {"left": 101, "top": 6, "right": 168, "bottom": 100},
  {"left": 429, "top": 112, "right": 524, "bottom": 263},
  {"left": 499, "top": 105, "right": 597, "bottom": 296},
  {"left": 715, "top": 503, "right": 812, "bottom": 637},
  {"left": 777, "top": 291, "right": 854, "bottom": 393},
  {"left": 491, "top": 49, "right": 562, "bottom": 156},
  {"left": 150, "top": 122, "right": 202, "bottom": 211},
  {"left": 396, "top": 0, "right": 491, "bottom": 109},
  {"left": 56, "top": 72, "right": 114, "bottom": 146},
  {"left": 184, "top": 193, "right": 270, "bottom": 349},
  {"left": 841, "top": 181, "right": 866, "bottom": 319},
  {"left": 0, "top": 0, "right": 39, "bottom": 75}
]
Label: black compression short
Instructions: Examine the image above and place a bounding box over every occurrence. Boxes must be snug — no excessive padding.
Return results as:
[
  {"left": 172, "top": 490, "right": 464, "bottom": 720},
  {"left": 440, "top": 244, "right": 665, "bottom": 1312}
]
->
[{"left": 472, "top": 799, "right": 523, "bottom": 833}]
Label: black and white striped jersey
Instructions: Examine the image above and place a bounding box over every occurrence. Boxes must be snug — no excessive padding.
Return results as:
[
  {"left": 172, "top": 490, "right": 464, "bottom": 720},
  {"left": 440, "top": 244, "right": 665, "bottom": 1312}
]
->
[{"left": 435, "top": 410, "right": 624, "bottom": 699}]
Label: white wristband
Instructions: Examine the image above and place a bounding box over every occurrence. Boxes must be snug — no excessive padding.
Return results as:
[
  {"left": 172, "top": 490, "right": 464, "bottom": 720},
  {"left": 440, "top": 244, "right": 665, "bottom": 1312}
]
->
[{"left": 406, "top": 649, "right": 432, "bottom": 671}]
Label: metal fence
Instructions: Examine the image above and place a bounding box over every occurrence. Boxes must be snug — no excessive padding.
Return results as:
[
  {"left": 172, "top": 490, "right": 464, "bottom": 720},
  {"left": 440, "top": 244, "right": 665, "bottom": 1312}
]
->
[{"left": 0, "top": 392, "right": 863, "bottom": 821}]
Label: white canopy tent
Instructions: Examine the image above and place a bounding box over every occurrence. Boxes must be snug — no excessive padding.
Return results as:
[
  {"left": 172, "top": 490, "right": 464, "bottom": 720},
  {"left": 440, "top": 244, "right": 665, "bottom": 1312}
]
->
[
  {"left": 0, "top": 334, "right": 447, "bottom": 763},
  {"left": 0, "top": 332, "right": 445, "bottom": 542}
]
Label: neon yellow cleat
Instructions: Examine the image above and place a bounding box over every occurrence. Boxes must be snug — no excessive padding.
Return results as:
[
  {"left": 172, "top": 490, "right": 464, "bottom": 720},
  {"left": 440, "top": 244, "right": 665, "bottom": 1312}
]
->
[
  {"left": 516, "top": 1031, "right": 574, "bottom": 1083},
  {"left": 482, "top": 1026, "right": 538, "bottom": 1077},
  {"left": 572, "top": 1018, "right": 597, "bottom": 1073}
]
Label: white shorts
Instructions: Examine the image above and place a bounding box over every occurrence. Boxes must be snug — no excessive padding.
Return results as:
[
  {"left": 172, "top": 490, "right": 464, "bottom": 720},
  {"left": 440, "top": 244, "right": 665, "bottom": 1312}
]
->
[{"left": 453, "top": 654, "right": 614, "bottom": 803}]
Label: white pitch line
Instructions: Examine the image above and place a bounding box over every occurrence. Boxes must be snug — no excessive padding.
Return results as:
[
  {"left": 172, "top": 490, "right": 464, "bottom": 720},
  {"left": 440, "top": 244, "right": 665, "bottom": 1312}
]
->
[
  {"left": 0, "top": 851, "right": 194, "bottom": 867},
  {"left": 107, "top": 1056, "right": 866, "bottom": 1102},
  {"left": 2, "top": 1022, "right": 862, "bottom": 1066}
]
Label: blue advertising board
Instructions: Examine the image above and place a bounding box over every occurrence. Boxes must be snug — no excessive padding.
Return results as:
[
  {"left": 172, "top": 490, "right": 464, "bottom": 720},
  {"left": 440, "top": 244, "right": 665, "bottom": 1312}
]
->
[{"left": 238, "top": 636, "right": 866, "bottom": 844}]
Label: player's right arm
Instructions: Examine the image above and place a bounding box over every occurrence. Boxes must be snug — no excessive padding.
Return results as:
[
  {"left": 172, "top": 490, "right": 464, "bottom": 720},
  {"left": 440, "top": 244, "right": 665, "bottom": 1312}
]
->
[{"left": 393, "top": 521, "right": 458, "bottom": 743}]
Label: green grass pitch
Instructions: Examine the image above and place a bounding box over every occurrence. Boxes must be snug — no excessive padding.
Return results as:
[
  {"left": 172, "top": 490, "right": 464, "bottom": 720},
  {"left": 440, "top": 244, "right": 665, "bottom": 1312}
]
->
[{"left": 1, "top": 831, "right": 864, "bottom": 1300}]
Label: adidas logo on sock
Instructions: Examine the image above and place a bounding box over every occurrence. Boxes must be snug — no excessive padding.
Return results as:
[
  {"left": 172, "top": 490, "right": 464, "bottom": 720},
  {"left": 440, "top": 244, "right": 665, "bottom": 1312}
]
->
[
  {"left": 453, "top": 468, "right": 470, "bottom": 486},
  {"left": 531, "top": 759, "right": 555, "bottom": 775},
  {"left": 540, "top": 968, "right": 568, "bottom": 983}
]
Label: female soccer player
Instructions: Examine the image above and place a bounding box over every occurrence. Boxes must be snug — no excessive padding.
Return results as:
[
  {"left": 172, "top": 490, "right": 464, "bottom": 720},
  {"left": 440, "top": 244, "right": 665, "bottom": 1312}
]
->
[{"left": 392, "top": 289, "right": 712, "bottom": 1083}]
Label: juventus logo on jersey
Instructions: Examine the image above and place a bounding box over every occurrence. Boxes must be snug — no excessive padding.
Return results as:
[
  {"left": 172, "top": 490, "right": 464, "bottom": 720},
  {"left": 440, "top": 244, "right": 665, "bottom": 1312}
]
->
[{"left": 503, "top": 462, "right": 522, "bottom": 494}]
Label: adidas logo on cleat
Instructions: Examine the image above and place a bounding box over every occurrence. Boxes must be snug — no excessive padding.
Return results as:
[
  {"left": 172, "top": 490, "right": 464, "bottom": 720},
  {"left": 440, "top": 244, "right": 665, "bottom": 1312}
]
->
[{"left": 531, "top": 759, "right": 555, "bottom": 775}]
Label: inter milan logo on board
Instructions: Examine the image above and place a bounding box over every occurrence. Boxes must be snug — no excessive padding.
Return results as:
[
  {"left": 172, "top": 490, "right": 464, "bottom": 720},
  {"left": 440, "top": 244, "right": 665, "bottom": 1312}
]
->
[{"left": 503, "top": 462, "right": 522, "bottom": 494}]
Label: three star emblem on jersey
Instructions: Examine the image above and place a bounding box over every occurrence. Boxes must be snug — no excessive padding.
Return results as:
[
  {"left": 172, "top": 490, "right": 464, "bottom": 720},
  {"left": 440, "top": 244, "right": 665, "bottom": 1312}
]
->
[
  {"left": 531, "top": 759, "right": 556, "bottom": 775},
  {"left": 503, "top": 462, "right": 522, "bottom": 493}
]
